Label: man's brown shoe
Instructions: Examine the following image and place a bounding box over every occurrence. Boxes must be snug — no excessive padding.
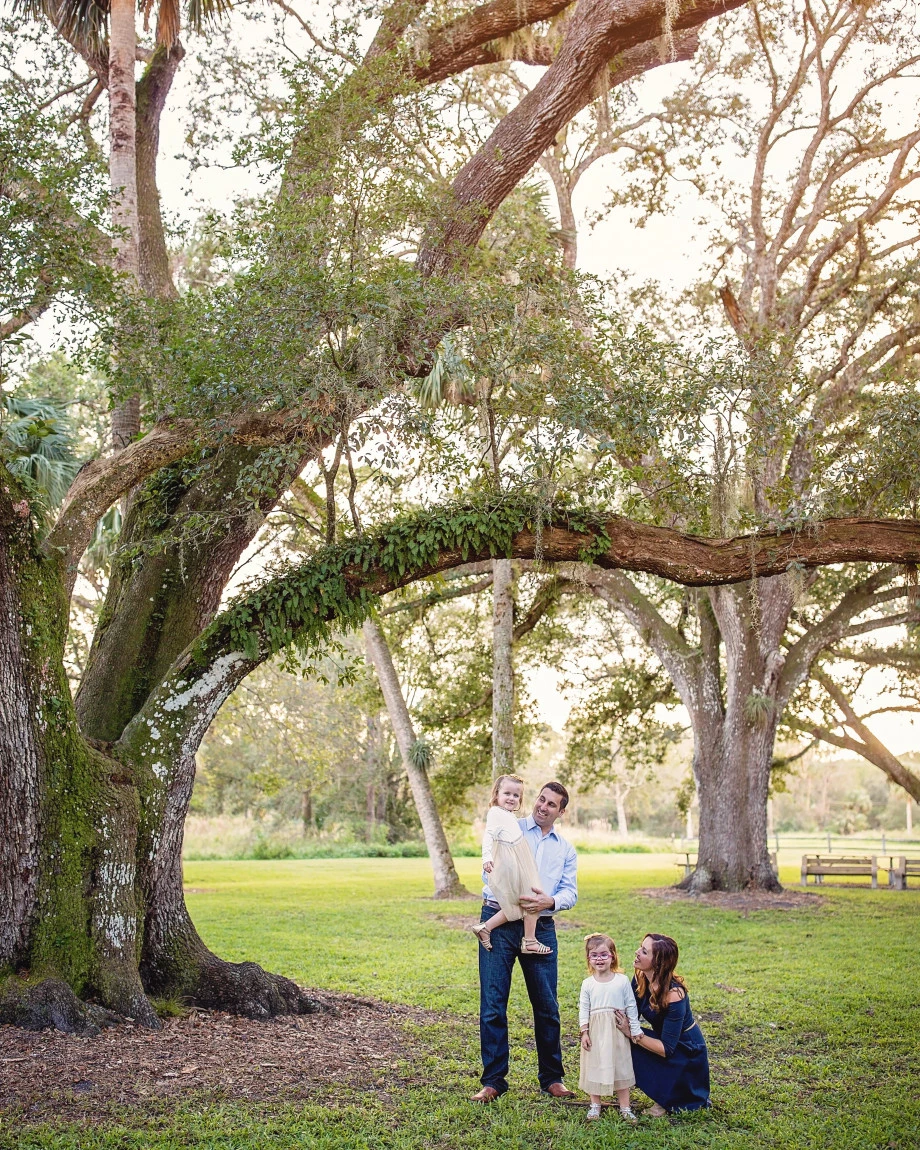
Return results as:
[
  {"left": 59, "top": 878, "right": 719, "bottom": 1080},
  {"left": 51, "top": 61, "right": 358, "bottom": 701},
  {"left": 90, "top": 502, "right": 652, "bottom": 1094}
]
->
[
  {"left": 471, "top": 1086, "right": 501, "bottom": 1103},
  {"left": 542, "top": 1082, "right": 576, "bottom": 1099}
]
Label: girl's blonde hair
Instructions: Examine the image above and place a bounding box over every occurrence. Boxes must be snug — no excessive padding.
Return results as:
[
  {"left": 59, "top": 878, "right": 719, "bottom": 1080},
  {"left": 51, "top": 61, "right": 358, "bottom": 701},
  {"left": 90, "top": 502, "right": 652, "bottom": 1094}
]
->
[
  {"left": 490, "top": 774, "right": 525, "bottom": 809},
  {"left": 584, "top": 933, "right": 621, "bottom": 972}
]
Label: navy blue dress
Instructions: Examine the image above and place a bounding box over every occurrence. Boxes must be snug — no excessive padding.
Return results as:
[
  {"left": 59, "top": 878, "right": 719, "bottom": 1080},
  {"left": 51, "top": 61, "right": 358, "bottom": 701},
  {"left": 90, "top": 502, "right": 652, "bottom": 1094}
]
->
[{"left": 630, "top": 978, "right": 710, "bottom": 1112}]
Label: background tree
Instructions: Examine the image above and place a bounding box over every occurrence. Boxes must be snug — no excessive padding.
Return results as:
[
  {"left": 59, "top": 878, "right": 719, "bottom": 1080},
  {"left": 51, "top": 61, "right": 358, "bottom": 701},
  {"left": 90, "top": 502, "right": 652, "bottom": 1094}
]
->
[{"left": 527, "top": 0, "right": 920, "bottom": 891}]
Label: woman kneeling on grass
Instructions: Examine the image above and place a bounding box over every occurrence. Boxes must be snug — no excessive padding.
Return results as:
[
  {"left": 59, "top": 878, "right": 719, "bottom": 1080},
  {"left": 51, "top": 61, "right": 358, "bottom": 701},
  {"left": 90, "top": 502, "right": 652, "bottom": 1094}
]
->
[{"left": 614, "top": 933, "right": 710, "bottom": 1115}]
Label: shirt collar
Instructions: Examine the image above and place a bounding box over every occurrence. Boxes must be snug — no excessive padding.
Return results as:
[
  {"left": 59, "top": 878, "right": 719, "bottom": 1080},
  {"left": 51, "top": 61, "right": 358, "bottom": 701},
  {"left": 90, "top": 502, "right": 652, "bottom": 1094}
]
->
[{"left": 523, "top": 814, "right": 559, "bottom": 839}]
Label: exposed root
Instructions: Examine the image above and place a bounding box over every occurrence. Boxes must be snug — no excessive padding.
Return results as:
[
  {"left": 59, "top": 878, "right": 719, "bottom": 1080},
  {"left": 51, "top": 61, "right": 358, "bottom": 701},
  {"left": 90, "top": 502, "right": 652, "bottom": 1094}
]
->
[
  {"left": 188, "top": 957, "right": 324, "bottom": 1019},
  {"left": 432, "top": 881, "right": 477, "bottom": 900},
  {"left": 0, "top": 977, "right": 122, "bottom": 1036},
  {"left": 677, "top": 860, "right": 783, "bottom": 895}
]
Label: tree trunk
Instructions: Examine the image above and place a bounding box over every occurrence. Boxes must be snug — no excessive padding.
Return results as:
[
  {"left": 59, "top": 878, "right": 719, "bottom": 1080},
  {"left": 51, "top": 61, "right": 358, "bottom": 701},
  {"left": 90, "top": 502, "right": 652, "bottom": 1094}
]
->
[
  {"left": 301, "top": 788, "right": 313, "bottom": 832},
  {"left": 136, "top": 46, "right": 183, "bottom": 301},
  {"left": 76, "top": 448, "right": 306, "bottom": 741},
  {"left": 362, "top": 619, "right": 470, "bottom": 898},
  {"left": 366, "top": 782, "right": 376, "bottom": 841},
  {"left": 491, "top": 558, "right": 515, "bottom": 779},
  {"left": 614, "top": 782, "right": 629, "bottom": 838},
  {"left": 687, "top": 716, "right": 781, "bottom": 893},
  {"left": 0, "top": 482, "right": 155, "bottom": 1030},
  {"left": 108, "top": 0, "right": 141, "bottom": 450},
  {"left": 681, "top": 580, "right": 787, "bottom": 893}
]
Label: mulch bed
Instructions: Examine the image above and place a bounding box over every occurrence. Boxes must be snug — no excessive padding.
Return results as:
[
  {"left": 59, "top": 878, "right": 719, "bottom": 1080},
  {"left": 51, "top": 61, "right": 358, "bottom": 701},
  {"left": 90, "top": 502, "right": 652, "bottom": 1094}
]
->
[
  {"left": 0, "top": 991, "right": 452, "bottom": 1123},
  {"left": 640, "top": 887, "right": 825, "bottom": 912}
]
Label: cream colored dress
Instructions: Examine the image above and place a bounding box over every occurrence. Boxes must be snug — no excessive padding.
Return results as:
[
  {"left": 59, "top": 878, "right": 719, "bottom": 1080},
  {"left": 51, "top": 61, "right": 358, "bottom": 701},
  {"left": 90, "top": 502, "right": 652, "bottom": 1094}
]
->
[
  {"left": 578, "top": 973, "right": 640, "bottom": 1095},
  {"left": 482, "top": 807, "right": 540, "bottom": 922}
]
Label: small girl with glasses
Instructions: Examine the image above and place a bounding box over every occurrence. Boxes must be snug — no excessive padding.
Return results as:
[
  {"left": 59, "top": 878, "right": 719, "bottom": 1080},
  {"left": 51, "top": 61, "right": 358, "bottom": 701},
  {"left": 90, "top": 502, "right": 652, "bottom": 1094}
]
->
[{"left": 579, "top": 933, "right": 641, "bottom": 1123}]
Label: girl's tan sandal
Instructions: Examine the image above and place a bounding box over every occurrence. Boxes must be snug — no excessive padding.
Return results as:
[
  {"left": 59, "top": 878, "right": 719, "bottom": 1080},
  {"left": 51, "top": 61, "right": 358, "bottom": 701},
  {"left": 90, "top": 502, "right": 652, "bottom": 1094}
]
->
[
  {"left": 471, "top": 923, "right": 493, "bottom": 950},
  {"left": 520, "top": 937, "right": 552, "bottom": 955}
]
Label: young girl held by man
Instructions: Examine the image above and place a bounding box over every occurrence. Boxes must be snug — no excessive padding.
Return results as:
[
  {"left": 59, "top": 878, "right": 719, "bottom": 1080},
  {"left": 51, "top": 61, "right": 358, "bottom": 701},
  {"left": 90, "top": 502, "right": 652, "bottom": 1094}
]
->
[
  {"left": 471, "top": 774, "right": 551, "bottom": 955},
  {"left": 579, "top": 933, "right": 641, "bottom": 1122}
]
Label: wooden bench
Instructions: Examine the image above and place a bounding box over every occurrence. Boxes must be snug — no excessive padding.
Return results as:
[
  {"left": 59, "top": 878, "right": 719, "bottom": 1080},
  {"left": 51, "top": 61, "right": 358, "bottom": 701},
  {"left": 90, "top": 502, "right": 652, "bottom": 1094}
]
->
[
  {"left": 801, "top": 855, "right": 878, "bottom": 888},
  {"left": 884, "top": 856, "right": 920, "bottom": 890}
]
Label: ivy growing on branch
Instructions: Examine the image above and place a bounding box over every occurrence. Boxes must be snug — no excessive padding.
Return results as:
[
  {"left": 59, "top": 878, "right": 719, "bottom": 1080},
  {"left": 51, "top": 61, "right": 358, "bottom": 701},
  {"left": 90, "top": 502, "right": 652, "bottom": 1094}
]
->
[{"left": 208, "top": 494, "right": 612, "bottom": 667}]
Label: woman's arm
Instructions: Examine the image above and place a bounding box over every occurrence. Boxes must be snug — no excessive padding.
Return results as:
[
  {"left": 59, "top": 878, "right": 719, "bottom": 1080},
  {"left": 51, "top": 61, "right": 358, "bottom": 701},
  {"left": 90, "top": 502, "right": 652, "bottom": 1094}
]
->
[
  {"left": 616, "top": 1008, "right": 666, "bottom": 1057},
  {"left": 654, "top": 989, "right": 688, "bottom": 1057},
  {"left": 616, "top": 987, "right": 686, "bottom": 1057},
  {"left": 621, "top": 977, "right": 642, "bottom": 1038}
]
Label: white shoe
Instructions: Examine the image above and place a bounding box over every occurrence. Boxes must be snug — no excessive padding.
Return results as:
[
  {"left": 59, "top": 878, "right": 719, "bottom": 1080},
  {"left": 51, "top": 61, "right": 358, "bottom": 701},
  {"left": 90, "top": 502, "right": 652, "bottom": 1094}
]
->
[
  {"left": 620, "top": 1107, "right": 638, "bottom": 1124},
  {"left": 586, "top": 1103, "right": 602, "bottom": 1121}
]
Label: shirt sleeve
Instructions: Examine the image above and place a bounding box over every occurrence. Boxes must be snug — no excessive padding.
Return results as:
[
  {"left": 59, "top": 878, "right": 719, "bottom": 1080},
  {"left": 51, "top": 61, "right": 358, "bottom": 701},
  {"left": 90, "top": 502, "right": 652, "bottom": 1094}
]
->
[
  {"left": 579, "top": 980, "right": 592, "bottom": 1028},
  {"left": 621, "top": 977, "right": 642, "bottom": 1036},
  {"left": 658, "top": 993, "right": 689, "bottom": 1058},
  {"left": 481, "top": 821, "right": 495, "bottom": 865},
  {"left": 551, "top": 842, "right": 578, "bottom": 912}
]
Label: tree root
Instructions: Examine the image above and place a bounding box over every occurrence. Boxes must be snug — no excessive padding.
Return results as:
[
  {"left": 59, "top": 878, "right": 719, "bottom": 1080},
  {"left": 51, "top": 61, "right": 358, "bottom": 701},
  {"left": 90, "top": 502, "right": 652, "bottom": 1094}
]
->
[
  {"left": 677, "top": 862, "right": 783, "bottom": 894},
  {"left": 184, "top": 957, "right": 324, "bottom": 1019},
  {"left": 432, "top": 881, "right": 477, "bottom": 900},
  {"left": 0, "top": 978, "right": 122, "bottom": 1036}
]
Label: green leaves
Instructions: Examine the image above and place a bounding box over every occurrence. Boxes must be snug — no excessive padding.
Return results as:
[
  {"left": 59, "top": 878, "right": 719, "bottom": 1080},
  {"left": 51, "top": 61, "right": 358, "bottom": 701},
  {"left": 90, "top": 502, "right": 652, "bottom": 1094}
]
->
[
  {"left": 211, "top": 493, "right": 608, "bottom": 670},
  {"left": 0, "top": 394, "right": 82, "bottom": 509}
]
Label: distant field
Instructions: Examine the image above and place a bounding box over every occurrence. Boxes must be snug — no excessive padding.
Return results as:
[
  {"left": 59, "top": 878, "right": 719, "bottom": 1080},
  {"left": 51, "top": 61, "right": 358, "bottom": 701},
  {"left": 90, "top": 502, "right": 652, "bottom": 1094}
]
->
[{"left": 4, "top": 856, "right": 918, "bottom": 1148}]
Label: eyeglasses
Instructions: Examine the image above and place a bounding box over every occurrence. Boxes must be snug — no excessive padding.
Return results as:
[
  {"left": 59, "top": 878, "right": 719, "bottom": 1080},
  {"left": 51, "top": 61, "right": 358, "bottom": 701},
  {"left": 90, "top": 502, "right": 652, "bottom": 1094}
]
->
[{"left": 589, "top": 952, "right": 613, "bottom": 960}]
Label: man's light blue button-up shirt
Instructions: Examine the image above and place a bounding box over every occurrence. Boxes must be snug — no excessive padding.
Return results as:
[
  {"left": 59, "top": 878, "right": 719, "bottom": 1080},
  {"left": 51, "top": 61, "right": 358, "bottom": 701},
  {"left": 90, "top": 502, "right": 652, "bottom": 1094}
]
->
[{"left": 482, "top": 815, "right": 578, "bottom": 913}]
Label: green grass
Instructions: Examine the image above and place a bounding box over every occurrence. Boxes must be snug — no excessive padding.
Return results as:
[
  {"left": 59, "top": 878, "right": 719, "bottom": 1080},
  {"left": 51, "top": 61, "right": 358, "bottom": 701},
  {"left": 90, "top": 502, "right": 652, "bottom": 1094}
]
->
[{"left": 4, "top": 856, "right": 919, "bottom": 1149}]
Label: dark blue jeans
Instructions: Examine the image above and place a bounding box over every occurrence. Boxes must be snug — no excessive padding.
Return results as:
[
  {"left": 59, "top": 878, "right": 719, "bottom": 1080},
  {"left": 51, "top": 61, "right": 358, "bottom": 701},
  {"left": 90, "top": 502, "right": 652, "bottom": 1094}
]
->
[{"left": 478, "top": 907, "right": 564, "bottom": 1093}]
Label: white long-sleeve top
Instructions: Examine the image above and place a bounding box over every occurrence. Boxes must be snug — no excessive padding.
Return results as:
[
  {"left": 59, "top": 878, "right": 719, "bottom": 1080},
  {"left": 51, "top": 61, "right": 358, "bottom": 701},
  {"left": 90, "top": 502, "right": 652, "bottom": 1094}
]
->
[
  {"left": 579, "top": 973, "right": 642, "bottom": 1037},
  {"left": 481, "top": 806, "right": 524, "bottom": 864}
]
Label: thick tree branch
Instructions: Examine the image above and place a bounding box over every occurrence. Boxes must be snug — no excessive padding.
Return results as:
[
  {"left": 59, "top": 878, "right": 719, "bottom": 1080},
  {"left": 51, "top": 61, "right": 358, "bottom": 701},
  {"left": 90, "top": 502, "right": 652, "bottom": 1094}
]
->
[
  {"left": 116, "top": 500, "right": 920, "bottom": 819},
  {"left": 778, "top": 565, "right": 902, "bottom": 702},
  {"left": 136, "top": 45, "right": 184, "bottom": 299},
  {"left": 0, "top": 291, "right": 55, "bottom": 340},
  {"left": 803, "top": 670, "right": 920, "bottom": 802},
  {"left": 414, "top": 0, "right": 572, "bottom": 84},
  {"left": 43, "top": 410, "right": 333, "bottom": 589},
  {"left": 416, "top": 0, "right": 746, "bottom": 280}
]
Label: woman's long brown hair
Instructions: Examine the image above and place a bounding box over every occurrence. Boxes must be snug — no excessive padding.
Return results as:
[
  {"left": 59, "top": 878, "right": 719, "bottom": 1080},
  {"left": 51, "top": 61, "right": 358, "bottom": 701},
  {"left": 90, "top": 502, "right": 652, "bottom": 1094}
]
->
[{"left": 634, "top": 933, "right": 686, "bottom": 1013}]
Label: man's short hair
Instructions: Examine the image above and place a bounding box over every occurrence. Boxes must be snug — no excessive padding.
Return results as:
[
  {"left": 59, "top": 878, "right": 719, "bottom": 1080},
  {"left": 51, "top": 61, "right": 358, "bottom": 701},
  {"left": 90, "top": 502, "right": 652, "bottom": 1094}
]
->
[{"left": 540, "top": 781, "right": 569, "bottom": 810}]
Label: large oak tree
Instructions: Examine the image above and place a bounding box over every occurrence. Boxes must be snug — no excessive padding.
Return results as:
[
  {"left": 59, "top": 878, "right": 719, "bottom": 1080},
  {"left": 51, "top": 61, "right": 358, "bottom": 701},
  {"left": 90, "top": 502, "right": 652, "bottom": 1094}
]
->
[{"left": 2, "top": 0, "right": 763, "bottom": 1031}]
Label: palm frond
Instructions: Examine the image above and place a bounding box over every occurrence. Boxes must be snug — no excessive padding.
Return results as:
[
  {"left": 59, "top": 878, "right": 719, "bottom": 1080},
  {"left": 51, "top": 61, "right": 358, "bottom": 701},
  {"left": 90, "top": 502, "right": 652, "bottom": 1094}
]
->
[
  {"left": 186, "top": 0, "right": 233, "bottom": 34},
  {"left": 44, "top": 0, "right": 109, "bottom": 49},
  {"left": 154, "top": 0, "right": 178, "bottom": 45},
  {"left": 1, "top": 395, "right": 82, "bottom": 508}
]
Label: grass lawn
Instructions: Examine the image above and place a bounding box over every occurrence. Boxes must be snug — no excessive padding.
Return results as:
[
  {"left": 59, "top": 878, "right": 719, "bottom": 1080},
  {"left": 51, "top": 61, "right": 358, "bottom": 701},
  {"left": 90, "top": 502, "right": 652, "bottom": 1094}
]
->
[{"left": 4, "top": 855, "right": 919, "bottom": 1149}]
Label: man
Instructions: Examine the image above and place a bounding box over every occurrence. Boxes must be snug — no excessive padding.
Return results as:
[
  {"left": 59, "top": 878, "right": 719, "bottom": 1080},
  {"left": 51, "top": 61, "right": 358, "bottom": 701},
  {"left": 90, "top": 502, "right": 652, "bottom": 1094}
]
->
[{"left": 472, "top": 781, "right": 578, "bottom": 1103}]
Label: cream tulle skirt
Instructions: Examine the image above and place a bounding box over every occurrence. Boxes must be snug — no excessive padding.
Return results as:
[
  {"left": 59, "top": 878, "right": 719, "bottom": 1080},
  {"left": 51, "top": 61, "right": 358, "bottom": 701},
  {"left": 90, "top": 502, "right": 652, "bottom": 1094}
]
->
[
  {"left": 489, "top": 836, "right": 541, "bottom": 922},
  {"left": 579, "top": 1010, "right": 636, "bottom": 1095}
]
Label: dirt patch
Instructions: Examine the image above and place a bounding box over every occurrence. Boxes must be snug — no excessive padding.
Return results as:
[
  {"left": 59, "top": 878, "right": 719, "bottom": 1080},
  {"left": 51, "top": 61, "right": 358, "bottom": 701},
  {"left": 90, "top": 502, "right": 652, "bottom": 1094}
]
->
[
  {"left": 0, "top": 991, "right": 455, "bottom": 1123},
  {"left": 429, "top": 913, "right": 588, "bottom": 932},
  {"left": 639, "top": 887, "right": 825, "bottom": 912}
]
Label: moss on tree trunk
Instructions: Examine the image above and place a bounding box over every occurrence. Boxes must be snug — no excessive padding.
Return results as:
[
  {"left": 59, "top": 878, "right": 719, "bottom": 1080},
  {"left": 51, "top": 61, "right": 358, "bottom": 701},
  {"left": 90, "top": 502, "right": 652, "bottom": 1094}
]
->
[{"left": 0, "top": 478, "right": 156, "bottom": 1028}]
